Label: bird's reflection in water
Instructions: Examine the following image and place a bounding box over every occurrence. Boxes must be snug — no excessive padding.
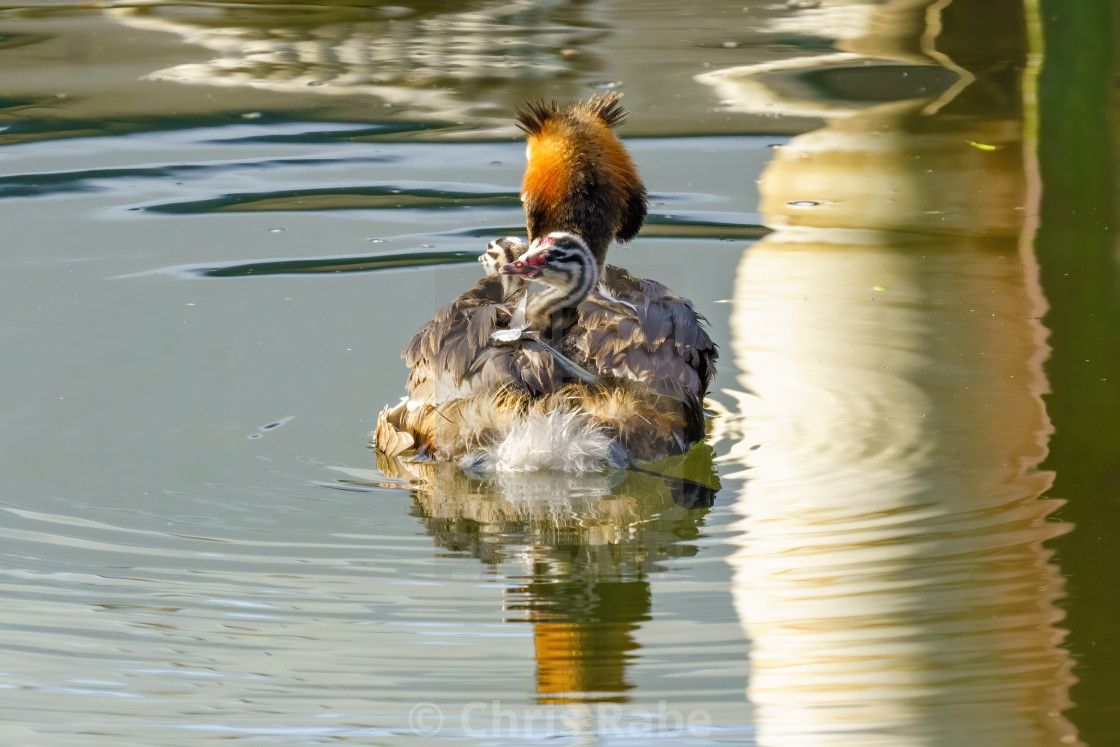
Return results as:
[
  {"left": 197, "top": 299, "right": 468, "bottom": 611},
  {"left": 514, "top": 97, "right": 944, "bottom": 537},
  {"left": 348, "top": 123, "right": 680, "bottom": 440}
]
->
[{"left": 373, "top": 445, "right": 719, "bottom": 703}]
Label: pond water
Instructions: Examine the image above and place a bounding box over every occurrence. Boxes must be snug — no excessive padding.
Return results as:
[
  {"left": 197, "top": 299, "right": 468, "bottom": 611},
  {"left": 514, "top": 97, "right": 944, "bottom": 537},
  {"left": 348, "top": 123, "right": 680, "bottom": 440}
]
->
[{"left": 1, "top": 0, "right": 1117, "bottom": 745}]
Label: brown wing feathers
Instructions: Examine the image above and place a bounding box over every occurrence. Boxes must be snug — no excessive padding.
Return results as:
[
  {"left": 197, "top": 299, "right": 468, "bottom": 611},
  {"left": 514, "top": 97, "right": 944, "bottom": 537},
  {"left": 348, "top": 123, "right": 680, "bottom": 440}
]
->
[
  {"left": 388, "top": 271, "right": 716, "bottom": 461},
  {"left": 579, "top": 265, "right": 717, "bottom": 432},
  {"left": 404, "top": 271, "right": 577, "bottom": 406}
]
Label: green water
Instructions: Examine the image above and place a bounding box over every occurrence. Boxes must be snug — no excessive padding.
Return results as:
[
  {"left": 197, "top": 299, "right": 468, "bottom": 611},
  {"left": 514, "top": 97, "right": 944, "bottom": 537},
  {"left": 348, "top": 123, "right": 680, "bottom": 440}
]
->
[{"left": 0, "top": 0, "right": 1116, "bottom": 744}]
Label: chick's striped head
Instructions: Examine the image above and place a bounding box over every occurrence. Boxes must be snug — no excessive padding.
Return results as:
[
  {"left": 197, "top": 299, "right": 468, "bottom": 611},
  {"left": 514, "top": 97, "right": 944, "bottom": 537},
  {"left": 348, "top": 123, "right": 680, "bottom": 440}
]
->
[
  {"left": 479, "top": 236, "right": 528, "bottom": 276},
  {"left": 500, "top": 232, "right": 596, "bottom": 292}
]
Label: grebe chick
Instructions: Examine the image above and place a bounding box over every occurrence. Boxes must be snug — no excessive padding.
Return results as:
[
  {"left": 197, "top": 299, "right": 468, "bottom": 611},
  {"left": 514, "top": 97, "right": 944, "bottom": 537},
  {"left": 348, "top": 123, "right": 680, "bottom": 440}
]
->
[
  {"left": 479, "top": 236, "right": 528, "bottom": 299},
  {"left": 500, "top": 232, "right": 599, "bottom": 332}
]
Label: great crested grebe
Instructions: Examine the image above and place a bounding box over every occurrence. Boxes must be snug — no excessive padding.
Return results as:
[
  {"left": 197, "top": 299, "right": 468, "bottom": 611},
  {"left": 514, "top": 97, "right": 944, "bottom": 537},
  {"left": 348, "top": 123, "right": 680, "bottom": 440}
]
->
[{"left": 375, "top": 94, "right": 716, "bottom": 470}]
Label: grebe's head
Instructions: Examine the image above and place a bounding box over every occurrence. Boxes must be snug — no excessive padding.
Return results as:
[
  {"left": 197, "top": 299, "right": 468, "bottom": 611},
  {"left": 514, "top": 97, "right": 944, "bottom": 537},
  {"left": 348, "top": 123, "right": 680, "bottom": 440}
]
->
[
  {"left": 500, "top": 232, "right": 596, "bottom": 290},
  {"left": 478, "top": 236, "right": 527, "bottom": 276},
  {"left": 515, "top": 93, "right": 647, "bottom": 262}
]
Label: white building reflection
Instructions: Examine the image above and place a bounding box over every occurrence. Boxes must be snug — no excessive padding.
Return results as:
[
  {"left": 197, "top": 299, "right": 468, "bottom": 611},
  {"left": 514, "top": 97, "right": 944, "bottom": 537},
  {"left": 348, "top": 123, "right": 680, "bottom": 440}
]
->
[
  {"left": 702, "top": 1, "right": 1081, "bottom": 744},
  {"left": 106, "top": 0, "right": 600, "bottom": 123}
]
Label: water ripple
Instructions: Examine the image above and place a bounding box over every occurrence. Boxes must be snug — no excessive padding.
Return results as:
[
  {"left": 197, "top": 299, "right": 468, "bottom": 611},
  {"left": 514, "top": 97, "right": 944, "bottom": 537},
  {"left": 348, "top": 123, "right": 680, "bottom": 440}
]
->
[
  {"left": 137, "top": 183, "right": 519, "bottom": 215},
  {"left": 0, "top": 156, "right": 399, "bottom": 200}
]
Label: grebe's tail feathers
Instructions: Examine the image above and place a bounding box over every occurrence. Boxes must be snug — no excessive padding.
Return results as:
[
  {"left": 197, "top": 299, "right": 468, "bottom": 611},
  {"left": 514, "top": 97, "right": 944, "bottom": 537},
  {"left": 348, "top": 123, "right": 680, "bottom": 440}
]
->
[{"left": 460, "top": 408, "right": 615, "bottom": 472}]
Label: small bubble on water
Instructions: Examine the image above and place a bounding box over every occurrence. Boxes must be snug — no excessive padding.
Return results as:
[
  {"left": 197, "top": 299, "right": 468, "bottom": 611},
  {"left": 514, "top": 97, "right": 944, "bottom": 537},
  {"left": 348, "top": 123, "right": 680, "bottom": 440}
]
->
[
  {"left": 267, "top": 227, "right": 284, "bottom": 233},
  {"left": 369, "top": 238, "right": 385, "bottom": 243},
  {"left": 379, "top": 5, "right": 414, "bottom": 19},
  {"left": 421, "top": 243, "right": 433, "bottom": 248},
  {"left": 721, "top": 41, "right": 738, "bottom": 48},
  {"left": 787, "top": 200, "right": 821, "bottom": 208}
]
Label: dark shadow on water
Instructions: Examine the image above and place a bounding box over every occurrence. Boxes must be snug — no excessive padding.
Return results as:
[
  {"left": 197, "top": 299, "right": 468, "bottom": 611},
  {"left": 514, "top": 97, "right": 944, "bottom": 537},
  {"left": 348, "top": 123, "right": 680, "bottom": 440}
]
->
[
  {"left": 197, "top": 121, "right": 446, "bottom": 144},
  {"left": 0, "top": 112, "right": 458, "bottom": 147},
  {"left": 136, "top": 222, "right": 764, "bottom": 279},
  {"left": 1034, "top": 2, "right": 1120, "bottom": 744},
  {"left": 0, "top": 155, "right": 400, "bottom": 200},
  {"left": 193, "top": 250, "right": 481, "bottom": 278},
  {"left": 140, "top": 185, "right": 520, "bottom": 215}
]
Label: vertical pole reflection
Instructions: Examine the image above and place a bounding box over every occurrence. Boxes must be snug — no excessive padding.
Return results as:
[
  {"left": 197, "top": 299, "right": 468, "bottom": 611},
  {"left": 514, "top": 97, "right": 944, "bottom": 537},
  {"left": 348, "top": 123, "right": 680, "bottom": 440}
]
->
[
  {"left": 726, "top": 213, "right": 1078, "bottom": 747},
  {"left": 715, "top": 8, "right": 1080, "bottom": 744}
]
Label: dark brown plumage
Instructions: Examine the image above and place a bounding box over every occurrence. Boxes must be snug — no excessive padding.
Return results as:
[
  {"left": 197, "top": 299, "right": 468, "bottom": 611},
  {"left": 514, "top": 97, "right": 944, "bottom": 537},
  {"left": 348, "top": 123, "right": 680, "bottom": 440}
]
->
[
  {"left": 402, "top": 237, "right": 557, "bottom": 405},
  {"left": 399, "top": 257, "right": 716, "bottom": 420},
  {"left": 575, "top": 265, "right": 716, "bottom": 444},
  {"left": 402, "top": 274, "right": 549, "bottom": 403}
]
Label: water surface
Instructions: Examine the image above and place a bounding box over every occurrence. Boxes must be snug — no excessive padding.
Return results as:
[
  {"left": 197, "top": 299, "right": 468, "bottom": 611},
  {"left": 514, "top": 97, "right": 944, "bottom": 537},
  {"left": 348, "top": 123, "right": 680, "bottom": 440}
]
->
[{"left": 0, "top": 0, "right": 1117, "bottom": 745}]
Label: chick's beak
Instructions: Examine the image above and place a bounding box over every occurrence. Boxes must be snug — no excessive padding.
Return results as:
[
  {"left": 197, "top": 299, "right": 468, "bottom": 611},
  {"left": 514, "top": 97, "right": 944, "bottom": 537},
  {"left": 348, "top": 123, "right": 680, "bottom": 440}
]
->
[
  {"left": 501, "top": 249, "right": 548, "bottom": 278},
  {"left": 500, "top": 260, "right": 542, "bottom": 278}
]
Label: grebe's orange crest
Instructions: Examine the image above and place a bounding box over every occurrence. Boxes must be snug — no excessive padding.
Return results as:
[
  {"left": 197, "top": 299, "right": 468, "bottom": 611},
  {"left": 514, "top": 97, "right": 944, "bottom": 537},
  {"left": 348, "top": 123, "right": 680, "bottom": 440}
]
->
[
  {"left": 514, "top": 93, "right": 628, "bottom": 137},
  {"left": 515, "top": 92, "right": 647, "bottom": 255}
]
